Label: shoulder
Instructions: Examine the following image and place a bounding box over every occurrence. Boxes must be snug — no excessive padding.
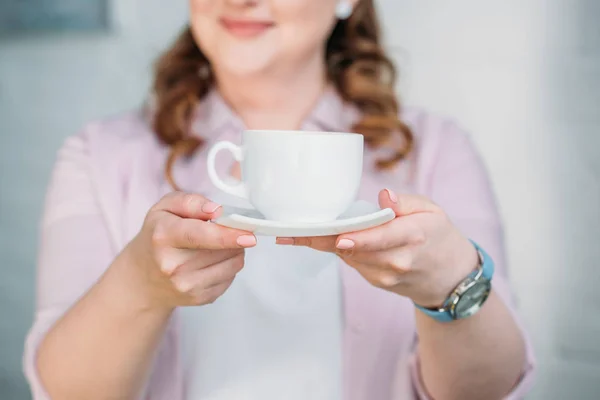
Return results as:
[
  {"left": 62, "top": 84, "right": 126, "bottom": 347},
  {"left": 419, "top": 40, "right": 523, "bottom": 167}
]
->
[
  {"left": 400, "top": 106, "right": 483, "bottom": 170},
  {"left": 55, "top": 108, "right": 167, "bottom": 181},
  {"left": 49, "top": 108, "right": 158, "bottom": 181},
  {"left": 73, "top": 108, "right": 160, "bottom": 152},
  {"left": 378, "top": 106, "right": 489, "bottom": 196},
  {"left": 51, "top": 108, "right": 166, "bottom": 201},
  {"left": 401, "top": 106, "right": 473, "bottom": 153},
  {"left": 399, "top": 105, "right": 497, "bottom": 203},
  {"left": 47, "top": 109, "right": 166, "bottom": 245}
]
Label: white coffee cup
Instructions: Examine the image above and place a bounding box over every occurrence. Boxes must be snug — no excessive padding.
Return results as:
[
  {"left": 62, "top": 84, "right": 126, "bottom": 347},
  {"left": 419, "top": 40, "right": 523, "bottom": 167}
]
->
[{"left": 207, "top": 130, "right": 364, "bottom": 223}]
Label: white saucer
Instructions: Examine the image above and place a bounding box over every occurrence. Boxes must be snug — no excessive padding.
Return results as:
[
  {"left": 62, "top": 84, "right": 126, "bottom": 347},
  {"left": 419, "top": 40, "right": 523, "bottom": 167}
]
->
[{"left": 212, "top": 200, "right": 396, "bottom": 237}]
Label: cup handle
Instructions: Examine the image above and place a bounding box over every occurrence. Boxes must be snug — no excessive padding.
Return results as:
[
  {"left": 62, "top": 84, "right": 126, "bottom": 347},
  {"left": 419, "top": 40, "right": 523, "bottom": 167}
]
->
[{"left": 206, "top": 141, "right": 248, "bottom": 199}]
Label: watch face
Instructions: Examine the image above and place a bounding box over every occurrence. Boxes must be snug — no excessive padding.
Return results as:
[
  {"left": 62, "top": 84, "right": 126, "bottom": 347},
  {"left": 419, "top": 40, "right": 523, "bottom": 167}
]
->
[{"left": 454, "top": 280, "right": 491, "bottom": 319}]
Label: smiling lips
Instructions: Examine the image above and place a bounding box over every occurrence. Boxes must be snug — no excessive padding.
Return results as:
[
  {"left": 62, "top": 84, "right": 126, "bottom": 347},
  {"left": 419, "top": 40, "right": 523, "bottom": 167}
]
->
[{"left": 220, "top": 17, "right": 275, "bottom": 38}]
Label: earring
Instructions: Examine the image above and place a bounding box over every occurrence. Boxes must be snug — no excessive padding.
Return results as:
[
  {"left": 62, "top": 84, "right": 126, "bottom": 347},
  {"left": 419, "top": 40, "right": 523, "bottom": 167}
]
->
[{"left": 335, "top": 1, "right": 353, "bottom": 20}]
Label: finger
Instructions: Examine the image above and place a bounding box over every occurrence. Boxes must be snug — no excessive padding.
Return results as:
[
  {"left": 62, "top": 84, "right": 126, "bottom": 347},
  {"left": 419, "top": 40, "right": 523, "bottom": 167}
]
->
[
  {"left": 188, "top": 279, "right": 235, "bottom": 306},
  {"left": 171, "top": 252, "right": 245, "bottom": 293},
  {"left": 340, "top": 247, "right": 413, "bottom": 273},
  {"left": 155, "top": 217, "right": 256, "bottom": 250},
  {"left": 277, "top": 215, "right": 424, "bottom": 254},
  {"left": 346, "top": 259, "right": 410, "bottom": 290},
  {"left": 160, "top": 247, "right": 243, "bottom": 276},
  {"left": 153, "top": 191, "right": 223, "bottom": 221},
  {"left": 276, "top": 236, "right": 338, "bottom": 252},
  {"left": 175, "top": 249, "right": 244, "bottom": 273},
  {"left": 339, "top": 254, "right": 413, "bottom": 292},
  {"left": 335, "top": 215, "right": 426, "bottom": 253},
  {"left": 173, "top": 248, "right": 244, "bottom": 275},
  {"left": 379, "top": 189, "right": 440, "bottom": 217}
]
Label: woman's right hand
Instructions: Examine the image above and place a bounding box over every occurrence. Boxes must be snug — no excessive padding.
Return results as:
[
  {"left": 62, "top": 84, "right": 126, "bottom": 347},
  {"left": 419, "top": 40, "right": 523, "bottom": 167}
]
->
[{"left": 123, "top": 192, "right": 257, "bottom": 310}]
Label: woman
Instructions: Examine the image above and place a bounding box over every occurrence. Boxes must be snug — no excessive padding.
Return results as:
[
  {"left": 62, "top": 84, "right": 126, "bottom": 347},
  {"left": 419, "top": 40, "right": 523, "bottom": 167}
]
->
[{"left": 24, "top": 0, "right": 535, "bottom": 399}]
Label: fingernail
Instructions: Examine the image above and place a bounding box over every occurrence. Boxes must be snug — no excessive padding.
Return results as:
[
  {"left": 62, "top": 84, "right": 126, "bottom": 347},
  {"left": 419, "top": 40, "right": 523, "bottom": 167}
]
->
[
  {"left": 276, "top": 238, "right": 294, "bottom": 245},
  {"left": 336, "top": 239, "right": 355, "bottom": 250},
  {"left": 201, "top": 202, "right": 221, "bottom": 214},
  {"left": 237, "top": 235, "right": 257, "bottom": 248},
  {"left": 385, "top": 188, "right": 398, "bottom": 204}
]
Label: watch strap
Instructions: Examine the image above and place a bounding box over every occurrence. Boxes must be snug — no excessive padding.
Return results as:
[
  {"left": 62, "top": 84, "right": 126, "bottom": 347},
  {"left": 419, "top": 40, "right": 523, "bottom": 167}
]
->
[
  {"left": 475, "top": 240, "right": 495, "bottom": 280},
  {"left": 414, "top": 240, "right": 494, "bottom": 322},
  {"left": 415, "top": 303, "right": 455, "bottom": 322}
]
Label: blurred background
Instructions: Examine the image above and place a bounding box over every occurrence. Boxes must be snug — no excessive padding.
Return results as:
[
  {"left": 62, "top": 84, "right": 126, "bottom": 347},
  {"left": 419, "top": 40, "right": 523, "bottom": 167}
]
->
[{"left": 0, "top": 0, "right": 598, "bottom": 398}]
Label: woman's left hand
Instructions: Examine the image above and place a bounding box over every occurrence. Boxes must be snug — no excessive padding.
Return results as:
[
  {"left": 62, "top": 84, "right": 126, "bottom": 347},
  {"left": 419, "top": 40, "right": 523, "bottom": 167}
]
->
[{"left": 276, "top": 189, "right": 480, "bottom": 308}]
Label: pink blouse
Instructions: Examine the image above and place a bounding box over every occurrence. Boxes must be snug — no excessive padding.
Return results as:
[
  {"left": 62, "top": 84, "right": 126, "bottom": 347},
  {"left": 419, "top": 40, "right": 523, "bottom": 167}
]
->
[{"left": 23, "top": 89, "right": 535, "bottom": 399}]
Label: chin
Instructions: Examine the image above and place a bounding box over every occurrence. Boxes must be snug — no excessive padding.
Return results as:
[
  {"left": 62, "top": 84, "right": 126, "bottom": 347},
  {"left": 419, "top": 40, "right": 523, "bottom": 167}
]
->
[
  {"left": 221, "top": 58, "right": 273, "bottom": 78},
  {"left": 211, "top": 40, "right": 280, "bottom": 78}
]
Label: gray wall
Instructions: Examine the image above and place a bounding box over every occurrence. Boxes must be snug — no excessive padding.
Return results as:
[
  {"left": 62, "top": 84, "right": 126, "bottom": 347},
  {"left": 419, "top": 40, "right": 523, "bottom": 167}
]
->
[{"left": 1, "top": 1, "right": 598, "bottom": 398}]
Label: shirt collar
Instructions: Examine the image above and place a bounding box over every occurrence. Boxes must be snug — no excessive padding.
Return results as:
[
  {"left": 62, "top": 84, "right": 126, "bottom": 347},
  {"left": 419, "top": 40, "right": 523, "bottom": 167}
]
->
[{"left": 190, "top": 86, "right": 360, "bottom": 143}]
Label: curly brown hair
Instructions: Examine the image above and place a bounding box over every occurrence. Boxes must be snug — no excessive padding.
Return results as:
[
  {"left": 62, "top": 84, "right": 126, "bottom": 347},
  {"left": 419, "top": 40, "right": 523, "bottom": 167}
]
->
[{"left": 152, "top": 0, "right": 413, "bottom": 190}]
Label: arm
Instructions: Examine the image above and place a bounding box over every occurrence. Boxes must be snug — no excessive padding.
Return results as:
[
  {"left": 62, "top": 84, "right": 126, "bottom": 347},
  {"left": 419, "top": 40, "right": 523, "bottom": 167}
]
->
[
  {"left": 26, "top": 134, "right": 255, "bottom": 400},
  {"left": 413, "top": 124, "right": 534, "bottom": 399},
  {"left": 37, "top": 253, "right": 173, "bottom": 400},
  {"left": 415, "top": 291, "right": 526, "bottom": 400},
  {"left": 25, "top": 135, "right": 172, "bottom": 400},
  {"left": 283, "top": 121, "right": 535, "bottom": 399}
]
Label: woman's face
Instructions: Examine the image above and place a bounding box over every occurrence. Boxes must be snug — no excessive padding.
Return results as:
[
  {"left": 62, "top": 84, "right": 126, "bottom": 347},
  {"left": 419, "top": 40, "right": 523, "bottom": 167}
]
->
[{"left": 189, "top": 0, "right": 352, "bottom": 78}]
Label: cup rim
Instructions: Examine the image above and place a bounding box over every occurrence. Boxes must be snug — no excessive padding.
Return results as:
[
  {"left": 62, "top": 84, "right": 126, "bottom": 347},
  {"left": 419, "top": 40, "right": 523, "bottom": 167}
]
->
[{"left": 244, "top": 129, "right": 362, "bottom": 137}]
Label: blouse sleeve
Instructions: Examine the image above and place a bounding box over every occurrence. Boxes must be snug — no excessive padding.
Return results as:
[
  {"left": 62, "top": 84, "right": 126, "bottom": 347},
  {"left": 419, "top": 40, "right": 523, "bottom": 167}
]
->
[
  {"left": 408, "top": 120, "right": 536, "bottom": 399},
  {"left": 23, "top": 132, "right": 117, "bottom": 399}
]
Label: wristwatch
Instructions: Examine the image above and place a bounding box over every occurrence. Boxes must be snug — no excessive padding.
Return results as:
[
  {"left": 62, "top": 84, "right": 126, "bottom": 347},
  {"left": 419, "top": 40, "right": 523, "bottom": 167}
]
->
[{"left": 415, "top": 240, "right": 494, "bottom": 322}]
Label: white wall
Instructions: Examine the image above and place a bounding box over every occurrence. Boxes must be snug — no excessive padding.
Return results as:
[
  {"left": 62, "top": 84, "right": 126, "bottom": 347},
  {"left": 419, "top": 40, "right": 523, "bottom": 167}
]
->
[{"left": 1, "top": 1, "right": 598, "bottom": 398}]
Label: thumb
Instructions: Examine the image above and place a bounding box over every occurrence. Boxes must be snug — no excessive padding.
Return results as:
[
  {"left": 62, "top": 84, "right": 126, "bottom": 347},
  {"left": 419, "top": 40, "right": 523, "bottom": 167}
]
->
[
  {"left": 154, "top": 191, "right": 223, "bottom": 221},
  {"left": 378, "top": 189, "right": 440, "bottom": 217}
]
